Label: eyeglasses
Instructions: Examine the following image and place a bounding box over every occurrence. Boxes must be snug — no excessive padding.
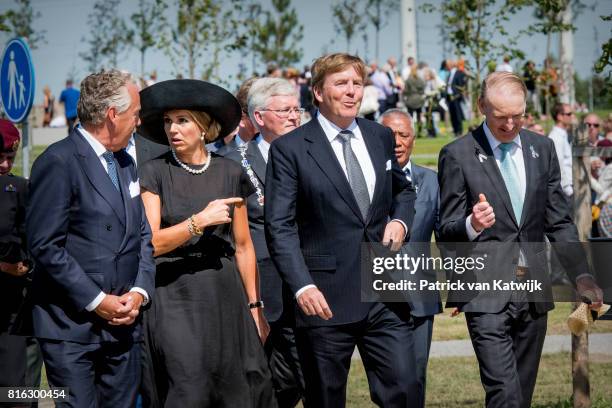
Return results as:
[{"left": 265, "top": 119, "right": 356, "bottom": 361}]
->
[
  {"left": 586, "top": 123, "right": 600, "bottom": 128},
  {"left": 259, "top": 107, "right": 305, "bottom": 118},
  {"left": 561, "top": 112, "right": 573, "bottom": 116}
]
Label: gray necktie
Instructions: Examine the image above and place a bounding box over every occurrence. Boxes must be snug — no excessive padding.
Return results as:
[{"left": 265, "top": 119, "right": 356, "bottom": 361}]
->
[
  {"left": 337, "top": 130, "right": 370, "bottom": 220},
  {"left": 102, "top": 151, "right": 120, "bottom": 191}
]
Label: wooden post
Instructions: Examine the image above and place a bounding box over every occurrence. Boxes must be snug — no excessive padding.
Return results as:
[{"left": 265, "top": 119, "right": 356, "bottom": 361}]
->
[{"left": 571, "top": 128, "right": 591, "bottom": 408}]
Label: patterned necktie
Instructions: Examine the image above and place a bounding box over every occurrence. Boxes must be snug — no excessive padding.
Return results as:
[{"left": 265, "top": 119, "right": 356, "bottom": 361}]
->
[
  {"left": 404, "top": 167, "right": 411, "bottom": 182},
  {"left": 337, "top": 130, "right": 370, "bottom": 220},
  {"left": 102, "top": 151, "right": 120, "bottom": 191},
  {"left": 498, "top": 143, "right": 523, "bottom": 221}
]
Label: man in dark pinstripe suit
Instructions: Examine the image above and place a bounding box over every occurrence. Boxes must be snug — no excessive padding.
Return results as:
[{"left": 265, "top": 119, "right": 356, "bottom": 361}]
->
[{"left": 265, "top": 53, "right": 417, "bottom": 408}]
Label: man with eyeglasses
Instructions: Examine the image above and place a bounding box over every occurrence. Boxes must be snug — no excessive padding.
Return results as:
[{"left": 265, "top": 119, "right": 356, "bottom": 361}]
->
[
  {"left": 225, "top": 77, "right": 305, "bottom": 407},
  {"left": 583, "top": 113, "right": 603, "bottom": 146},
  {"left": 548, "top": 103, "right": 574, "bottom": 198},
  {"left": 438, "top": 72, "right": 603, "bottom": 408}
]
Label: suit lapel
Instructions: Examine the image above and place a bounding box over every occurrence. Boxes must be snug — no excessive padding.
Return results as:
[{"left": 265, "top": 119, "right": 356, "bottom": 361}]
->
[
  {"left": 472, "top": 126, "right": 518, "bottom": 227},
  {"left": 71, "top": 130, "right": 126, "bottom": 227},
  {"left": 411, "top": 164, "right": 423, "bottom": 193},
  {"left": 304, "top": 119, "right": 364, "bottom": 222},
  {"left": 116, "top": 151, "right": 134, "bottom": 250},
  {"left": 519, "top": 131, "right": 537, "bottom": 228},
  {"left": 358, "top": 118, "right": 385, "bottom": 224},
  {"left": 246, "top": 142, "right": 267, "bottom": 185}
]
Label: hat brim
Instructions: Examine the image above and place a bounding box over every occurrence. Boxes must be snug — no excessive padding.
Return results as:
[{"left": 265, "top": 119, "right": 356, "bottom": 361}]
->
[{"left": 138, "top": 79, "right": 241, "bottom": 145}]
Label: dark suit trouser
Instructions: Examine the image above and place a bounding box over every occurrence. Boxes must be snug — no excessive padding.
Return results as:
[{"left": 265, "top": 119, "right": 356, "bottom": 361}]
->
[
  {"left": 39, "top": 339, "right": 140, "bottom": 408},
  {"left": 465, "top": 293, "right": 547, "bottom": 408},
  {"left": 295, "top": 302, "right": 421, "bottom": 408},
  {"left": 0, "top": 331, "right": 26, "bottom": 389},
  {"left": 411, "top": 315, "right": 434, "bottom": 407},
  {"left": 447, "top": 98, "right": 464, "bottom": 136},
  {"left": 266, "top": 320, "right": 305, "bottom": 408}
]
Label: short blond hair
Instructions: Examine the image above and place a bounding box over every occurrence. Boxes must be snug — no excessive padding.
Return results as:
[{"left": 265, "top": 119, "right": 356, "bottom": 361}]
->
[
  {"left": 311, "top": 53, "right": 367, "bottom": 106},
  {"left": 185, "top": 110, "right": 221, "bottom": 143},
  {"left": 480, "top": 71, "right": 527, "bottom": 103}
]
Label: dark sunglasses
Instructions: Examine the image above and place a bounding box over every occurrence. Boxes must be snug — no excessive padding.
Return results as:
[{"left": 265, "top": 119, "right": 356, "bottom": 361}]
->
[{"left": 586, "top": 123, "right": 600, "bottom": 128}]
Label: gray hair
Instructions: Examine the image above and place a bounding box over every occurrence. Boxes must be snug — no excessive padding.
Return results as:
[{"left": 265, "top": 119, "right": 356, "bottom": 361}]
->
[
  {"left": 378, "top": 108, "right": 412, "bottom": 124},
  {"left": 77, "top": 69, "right": 134, "bottom": 126},
  {"left": 247, "top": 78, "right": 299, "bottom": 128}
]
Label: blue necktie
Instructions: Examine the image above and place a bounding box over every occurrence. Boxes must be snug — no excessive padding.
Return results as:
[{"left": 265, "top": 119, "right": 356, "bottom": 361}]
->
[
  {"left": 404, "top": 167, "right": 411, "bottom": 182},
  {"left": 102, "top": 151, "right": 120, "bottom": 191},
  {"left": 498, "top": 143, "right": 523, "bottom": 221}
]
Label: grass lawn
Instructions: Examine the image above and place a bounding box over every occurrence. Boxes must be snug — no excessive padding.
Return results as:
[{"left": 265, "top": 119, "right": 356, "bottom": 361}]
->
[
  {"left": 433, "top": 302, "right": 612, "bottom": 341},
  {"left": 345, "top": 353, "right": 612, "bottom": 408},
  {"left": 12, "top": 144, "right": 47, "bottom": 177}
]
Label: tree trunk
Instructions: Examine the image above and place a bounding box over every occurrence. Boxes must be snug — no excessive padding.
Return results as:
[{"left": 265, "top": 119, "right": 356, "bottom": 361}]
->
[{"left": 141, "top": 49, "right": 146, "bottom": 79}]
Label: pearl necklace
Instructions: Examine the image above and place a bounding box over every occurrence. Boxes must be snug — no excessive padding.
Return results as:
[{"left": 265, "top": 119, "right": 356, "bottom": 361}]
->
[{"left": 171, "top": 149, "right": 211, "bottom": 174}]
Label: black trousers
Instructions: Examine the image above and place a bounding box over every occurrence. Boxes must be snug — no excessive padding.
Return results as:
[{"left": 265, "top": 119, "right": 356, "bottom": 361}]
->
[
  {"left": 465, "top": 295, "right": 548, "bottom": 408},
  {"left": 295, "top": 302, "right": 422, "bottom": 408},
  {"left": 39, "top": 339, "right": 140, "bottom": 408},
  {"left": 266, "top": 321, "right": 305, "bottom": 408},
  {"left": 447, "top": 98, "right": 464, "bottom": 137},
  {"left": 66, "top": 117, "right": 77, "bottom": 136}
]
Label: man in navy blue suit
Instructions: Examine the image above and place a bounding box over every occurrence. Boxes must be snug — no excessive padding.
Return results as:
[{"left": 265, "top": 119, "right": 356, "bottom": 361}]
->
[
  {"left": 27, "top": 70, "right": 155, "bottom": 408},
  {"left": 265, "top": 53, "right": 417, "bottom": 408},
  {"left": 380, "top": 109, "right": 442, "bottom": 407}
]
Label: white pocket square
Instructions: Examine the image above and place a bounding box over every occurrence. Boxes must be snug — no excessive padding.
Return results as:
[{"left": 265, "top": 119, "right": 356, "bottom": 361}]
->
[
  {"left": 385, "top": 160, "right": 391, "bottom": 171},
  {"left": 129, "top": 180, "right": 140, "bottom": 198}
]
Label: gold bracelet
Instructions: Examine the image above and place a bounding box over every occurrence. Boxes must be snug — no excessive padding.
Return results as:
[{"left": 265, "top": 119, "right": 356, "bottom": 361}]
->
[{"left": 188, "top": 215, "right": 203, "bottom": 236}]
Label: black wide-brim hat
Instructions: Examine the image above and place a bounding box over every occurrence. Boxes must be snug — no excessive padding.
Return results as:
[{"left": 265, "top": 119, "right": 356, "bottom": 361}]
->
[{"left": 138, "top": 79, "right": 241, "bottom": 145}]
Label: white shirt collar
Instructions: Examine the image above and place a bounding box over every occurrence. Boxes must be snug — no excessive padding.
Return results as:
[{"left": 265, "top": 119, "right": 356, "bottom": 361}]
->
[
  {"left": 317, "top": 111, "right": 359, "bottom": 143},
  {"left": 401, "top": 160, "right": 412, "bottom": 175},
  {"left": 255, "top": 133, "right": 271, "bottom": 163},
  {"left": 78, "top": 125, "right": 108, "bottom": 158},
  {"left": 483, "top": 121, "right": 522, "bottom": 151}
]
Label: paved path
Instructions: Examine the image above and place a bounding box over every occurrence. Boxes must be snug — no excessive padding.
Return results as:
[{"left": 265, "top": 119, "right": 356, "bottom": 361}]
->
[
  {"left": 31, "top": 127, "right": 67, "bottom": 146},
  {"left": 352, "top": 333, "right": 612, "bottom": 360}
]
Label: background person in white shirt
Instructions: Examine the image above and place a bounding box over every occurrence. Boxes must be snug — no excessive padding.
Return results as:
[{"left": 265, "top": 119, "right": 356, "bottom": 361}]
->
[{"left": 548, "top": 103, "right": 575, "bottom": 198}]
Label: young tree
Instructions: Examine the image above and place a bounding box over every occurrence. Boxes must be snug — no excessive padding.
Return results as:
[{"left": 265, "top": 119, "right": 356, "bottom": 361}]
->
[
  {"left": 594, "top": 14, "right": 611, "bottom": 96},
  {"left": 251, "top": 0, "right": 304, "bottom": 68},
  {"left": 162, "top": 0, "right": 236, "bottom": 81},
  {"left": 130, "top": 0, "right": 168, "bottom": 78},
  {"left": 421, "top": 0, "right": 526, "bottom": 114},
  {"left": 523, "top": 0, "right": 584, "bottom": 61},
  {"left": 364, "top": 0, "right": 399, "bottom": 61},
  {"left": 3, "top": 0, "right": 46, "bottom": 49},
  {"left": 233, "top": 0, "right": 263, "bottom": 77},
  {"left": 81, "top": 0, "right": 133, "bottom": 72},
  {"left": 332, "top": 0, "right": 365, "bottom": 54}
]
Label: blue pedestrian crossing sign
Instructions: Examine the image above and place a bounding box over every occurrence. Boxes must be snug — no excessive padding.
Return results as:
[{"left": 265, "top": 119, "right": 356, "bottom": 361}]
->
[{"left": 0, "top": 38, "right": 35, "bottom": 123}]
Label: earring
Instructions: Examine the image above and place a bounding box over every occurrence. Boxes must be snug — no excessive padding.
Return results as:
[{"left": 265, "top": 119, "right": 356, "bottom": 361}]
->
[{"left": 200, "top": 132, "right": 205, "bottom": 142}]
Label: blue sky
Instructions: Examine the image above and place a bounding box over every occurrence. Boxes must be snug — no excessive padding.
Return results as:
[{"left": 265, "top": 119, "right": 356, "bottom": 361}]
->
[{"left": 0, "top": 0, "right": 610, "bottom": 104}]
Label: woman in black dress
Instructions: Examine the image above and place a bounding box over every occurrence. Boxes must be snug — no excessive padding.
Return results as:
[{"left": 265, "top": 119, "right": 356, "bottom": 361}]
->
[{"left": 137, "top": 80, "right": 276, "bottom": 407}]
